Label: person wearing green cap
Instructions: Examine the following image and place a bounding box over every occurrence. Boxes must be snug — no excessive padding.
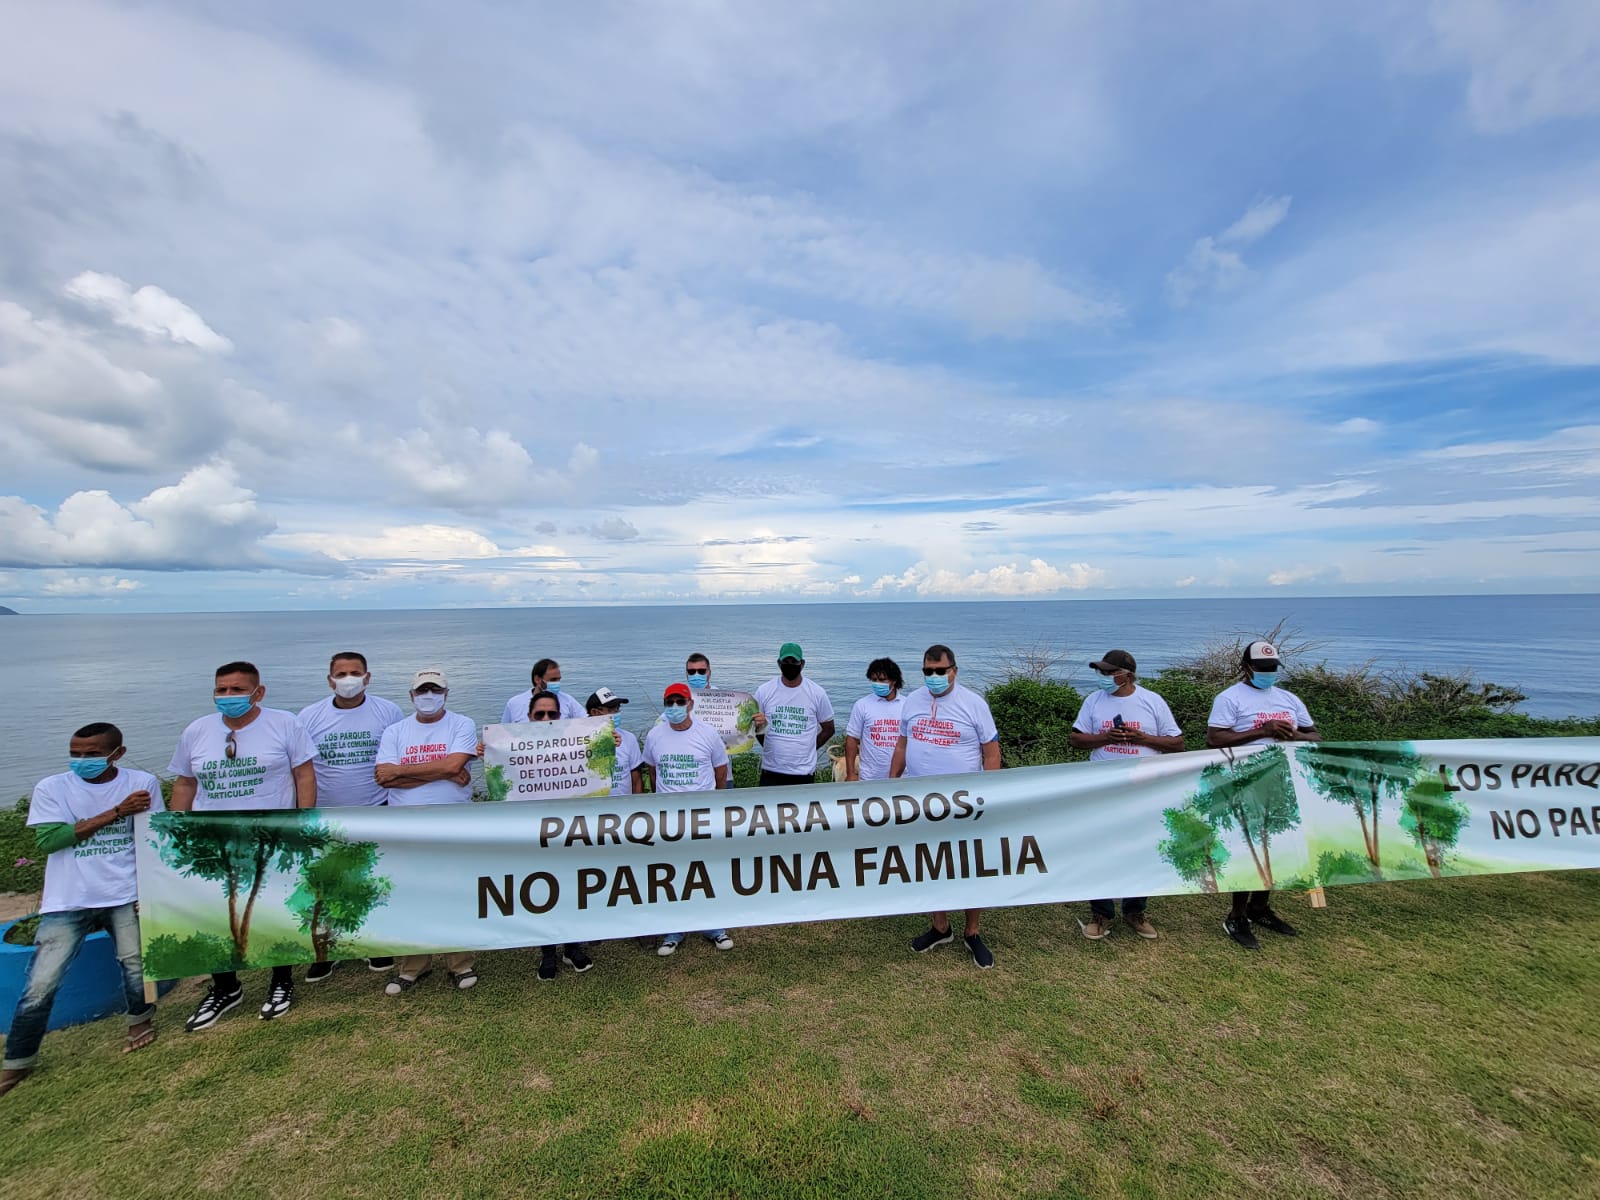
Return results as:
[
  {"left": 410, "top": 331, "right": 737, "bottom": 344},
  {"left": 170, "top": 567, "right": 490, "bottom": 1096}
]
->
[{"left": 752, "top": 642, "right": 835, "bottom": 787}]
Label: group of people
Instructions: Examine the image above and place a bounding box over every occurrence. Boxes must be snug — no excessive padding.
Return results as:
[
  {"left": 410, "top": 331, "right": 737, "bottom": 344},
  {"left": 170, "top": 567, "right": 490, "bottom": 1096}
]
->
[{"left": 1, "top": 637, "right": 1320, "bottom": 1096}]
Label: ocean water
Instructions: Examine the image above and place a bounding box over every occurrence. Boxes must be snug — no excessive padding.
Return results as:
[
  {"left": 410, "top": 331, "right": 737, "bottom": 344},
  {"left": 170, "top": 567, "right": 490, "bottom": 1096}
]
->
[{"left": 2, "top": 593, "right": 1595, "bottom": 798}]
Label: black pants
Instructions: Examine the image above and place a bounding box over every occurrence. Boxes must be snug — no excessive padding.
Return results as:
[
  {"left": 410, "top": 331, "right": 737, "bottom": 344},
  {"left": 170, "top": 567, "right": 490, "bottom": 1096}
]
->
[
  {"left": 212, "top": 965, "right": 293, "bottom": 991},
  {"left": 1231, "top": 890, "right": 1271, "bottom": 914},
  {"left": 760, "top": 769, "right": 815, "bottom": 787}
]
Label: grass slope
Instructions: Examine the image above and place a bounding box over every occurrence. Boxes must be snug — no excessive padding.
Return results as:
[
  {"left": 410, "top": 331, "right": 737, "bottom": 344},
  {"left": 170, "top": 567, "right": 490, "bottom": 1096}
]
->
[{"left": 3, "top": 870, "right": 1598, "bottom": 1199}]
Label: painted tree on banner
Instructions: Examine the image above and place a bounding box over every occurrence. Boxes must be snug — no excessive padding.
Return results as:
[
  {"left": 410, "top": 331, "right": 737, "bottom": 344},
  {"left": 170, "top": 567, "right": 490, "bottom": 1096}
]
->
[
  {"left": 287, "top": 837, "right": 393, "bottom": 962},
  {"left": 149, "top": 812, "right": 329, "bottom": 964},
  {"left": 1158, "top": 803, "right": 1230, "bottom": 893},
  {"left": 1399, "top": 768, "right": 1471, "bottom": 878},
  {"left": 1189, "top": 746, "right": 1299, "bottom": 890},
  {"left": 1296, "top": 742, "right": 1424, "bottom": 878}
]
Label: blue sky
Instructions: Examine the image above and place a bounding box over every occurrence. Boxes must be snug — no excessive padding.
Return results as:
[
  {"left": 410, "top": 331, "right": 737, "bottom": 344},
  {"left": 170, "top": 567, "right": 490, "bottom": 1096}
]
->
[{"left": 1, "top": 0, "right": 1598, "bottom": 610}]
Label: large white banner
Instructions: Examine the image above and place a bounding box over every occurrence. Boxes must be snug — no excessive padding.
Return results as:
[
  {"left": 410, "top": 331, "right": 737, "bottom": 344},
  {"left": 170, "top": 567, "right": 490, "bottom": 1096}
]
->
[{"left": 133, "top": 738, "right": 1600, "bottom": 977}]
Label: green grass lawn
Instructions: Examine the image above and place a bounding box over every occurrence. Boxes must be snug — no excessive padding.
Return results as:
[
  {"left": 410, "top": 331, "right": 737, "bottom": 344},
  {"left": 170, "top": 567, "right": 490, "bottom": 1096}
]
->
[{"left": 3, "top": 870, "right": 1599, "bottom": 1200}]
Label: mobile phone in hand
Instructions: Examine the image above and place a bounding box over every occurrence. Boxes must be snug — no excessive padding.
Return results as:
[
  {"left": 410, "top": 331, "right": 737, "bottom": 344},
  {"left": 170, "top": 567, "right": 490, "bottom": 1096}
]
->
[{"left": 1112, "top": 715, "right": 1125, "bottom": 729}]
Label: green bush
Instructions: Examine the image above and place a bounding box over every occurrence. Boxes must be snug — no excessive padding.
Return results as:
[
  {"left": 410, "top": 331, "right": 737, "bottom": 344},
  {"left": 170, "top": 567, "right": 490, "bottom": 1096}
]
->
[
  {"left": 143, "top": 932, "right": 242, "bottom": 978},
  {"left": 1, "top": 797, "right": 45, "bottom": 894},
  {"left": 983, "top": 678, "right": 1086, "bottom": 767}
]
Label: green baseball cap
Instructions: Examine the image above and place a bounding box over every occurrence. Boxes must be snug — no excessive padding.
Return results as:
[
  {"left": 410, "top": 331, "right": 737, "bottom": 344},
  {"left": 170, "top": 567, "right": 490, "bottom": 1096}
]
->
[{"left": 778, "top": 642, "right": 804, "bottom": 661}]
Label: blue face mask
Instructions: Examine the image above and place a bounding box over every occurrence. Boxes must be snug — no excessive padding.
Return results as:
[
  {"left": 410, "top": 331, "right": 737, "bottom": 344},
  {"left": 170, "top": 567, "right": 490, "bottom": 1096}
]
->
[
  {"left": 1098, "top": 675, "right": 1119, "bottom": 692},
  {"left": 69, "top": 756, "right": 112, "bottom": 780},
  {"left": 545, "top": 681, "right": 562, "bottom": 695},
  {"left": 924, "top": 673, "right": 951, "bottom": 696},
  {"left": 1251, "top": 672, "right": 1278, "bottom": 690},
  {"left": 871, "top": 681, "right": 892, "bottom": 698},
  {"left": 664, "top": 704, "right": 689, "bottom": 725},
  {"left": 687, "top": 675, "right": 708, "bottom": 690},
  {"left": 215, "top": 694, "right": 254, "bottom": 719}
]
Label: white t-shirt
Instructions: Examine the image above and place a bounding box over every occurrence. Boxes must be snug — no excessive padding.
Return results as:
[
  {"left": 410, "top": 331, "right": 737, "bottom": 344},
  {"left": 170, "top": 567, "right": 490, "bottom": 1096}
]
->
[
  {"left": 899, "top": 683, "right": 999, "bottom": 778},
  {"left": 846, "top": 693, "right": 907, "bottom": 781},
  {"left": 643, "top": 719, "right": 729, "bottom": 793},
  {"left": 502, "top": 689, "right": 585, "bottom": 724},
  {"left": 753, "top": 676, "right": 835, "bottom": 774},
  {"left": 611, "top": 727, "right": 642, "bottom": 796},
  {"left": 1073, "top": 686, "right": 1183, "bottom": 761},
  {"left": 1207, "top": 681, "right": 1315, "bottom": 745},
  {"left": 168, "top": 707, "right": 315, "bottom": 811},
  {"left": 377, "top": 711, "right": 479, "bottom": 807},
  {"left": 297, "top": 694, "right": 405, "bottom": 807},
  {"left": 29, "top": 768, "right": 162, "bottom": 913}
]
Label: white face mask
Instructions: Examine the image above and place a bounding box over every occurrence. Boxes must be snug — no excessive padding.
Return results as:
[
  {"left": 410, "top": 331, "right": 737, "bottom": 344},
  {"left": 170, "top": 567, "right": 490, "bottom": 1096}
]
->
[
  {"left": 333, "top": 675, "right": 367, "bottom": 700},
  {"left": 412, "top": 692, "right": 446, "bottom": 716}
]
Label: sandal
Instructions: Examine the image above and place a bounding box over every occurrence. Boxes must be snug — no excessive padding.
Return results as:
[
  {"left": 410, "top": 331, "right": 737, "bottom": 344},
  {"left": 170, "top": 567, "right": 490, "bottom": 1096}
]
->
[
  {"left": 448, "top": 969, "right": 478, "bottom": 990},
  {"left": 384, "top": 969, "right": 432, "bottom": 996},
  {"left": 123, "top": 1023, "right": 157, "bottom": 1054}
]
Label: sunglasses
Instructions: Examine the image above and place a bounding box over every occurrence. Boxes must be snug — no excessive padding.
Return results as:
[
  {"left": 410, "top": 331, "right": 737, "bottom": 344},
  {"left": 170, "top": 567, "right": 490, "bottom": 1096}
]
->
[
  {"left": 686, "top": 667, "right": 709, "bottom": 676},
  {"left": 224, "top": 730, "right": 238, "bottom": 759},
  {"left": 529, "top": 710, "right": 561, "bottom": 721},
  {"left": 923, "top": 665, "right": 953, "bottom": 676}
]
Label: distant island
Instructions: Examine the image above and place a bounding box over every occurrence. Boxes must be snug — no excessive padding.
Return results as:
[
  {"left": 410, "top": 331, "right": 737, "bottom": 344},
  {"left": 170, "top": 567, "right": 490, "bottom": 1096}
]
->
[{"left": 0, "top": 606, "right": 17, "bottom": 615}]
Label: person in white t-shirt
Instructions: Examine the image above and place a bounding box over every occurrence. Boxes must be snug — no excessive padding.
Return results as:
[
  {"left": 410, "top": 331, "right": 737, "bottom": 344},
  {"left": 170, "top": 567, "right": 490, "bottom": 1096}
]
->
[
  {"left": 890, "top": 644, "right": 1002, "bottom": 969},
  {"left": 297, "top": 649, "right": 405, "bottom": 981},
  {"left": 1068, "top": 649, "right": 1185, "bottom": 942},
  {"left": 377, "top": 668, "right": 482, "bottom": 995},
  {"left": 1205, "top": 640, "right": 1322, "bottom": 951},
  {"left": 683, "top": 652, "right": 739, "bottom": 788},
  {"left": 168, "top": 660, "right": 316, "bottom": 1032},
  {"left": 753, "top": 642, "right": 835, "bottom": 786},
  {"left": 501, "top": 657, "right": 585, "bottom": 724},
  {"left": 1, "top": 723, "right": 160, "bottom": 1096},
  {"left": 844, "top": 657, "right": 907, "bottom": 783},
  {"left": 643, "top": 683, "right": 733, "bottom": 957}
]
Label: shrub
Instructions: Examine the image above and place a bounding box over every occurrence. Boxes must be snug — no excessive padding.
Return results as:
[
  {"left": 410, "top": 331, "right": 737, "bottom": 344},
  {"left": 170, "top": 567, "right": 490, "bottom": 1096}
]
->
[{"left": 984, "top": 678, "right": 1085, "bottom": 767}]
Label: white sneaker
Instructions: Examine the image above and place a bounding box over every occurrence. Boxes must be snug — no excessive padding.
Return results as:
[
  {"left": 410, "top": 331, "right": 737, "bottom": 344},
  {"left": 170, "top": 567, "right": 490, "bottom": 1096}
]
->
[
  {"left": 708, "top": 934, "right": 734, "bottom": 951},
  {"left": 657, "top": 937, "right": 681, "bottom": 957}
]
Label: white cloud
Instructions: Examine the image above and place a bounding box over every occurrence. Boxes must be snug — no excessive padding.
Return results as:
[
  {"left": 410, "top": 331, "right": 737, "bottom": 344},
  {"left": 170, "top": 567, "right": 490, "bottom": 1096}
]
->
[
  {"left": 0, "top": 463, "right": 295, "bottom": 571},
  {"left": 269, "top": 524, "right": 504, "bottom": 562},
  {"left": 1335, "top": 417, "right": 1381, "bottom": 434},
  {"left": 1425, "top": 0, "right": 1600, "bottom": 133},
  {"left": 0, "top": 571, "right": 143, "bottom": 599},
  {"left": 585, "top": 518, "right": 641, "bottom": 542},
  {"left": 1166, "top": 195, "right": 1292, "bottom": 307},
  {"left": 1174, "top": 575, "right": 1197, "bottom": 587},
  {"left": 871, "top": 558, "right": 1106, "bottom": 597},
  {"left": 64, "top": 271, "right": 231, "bottom": 351}
]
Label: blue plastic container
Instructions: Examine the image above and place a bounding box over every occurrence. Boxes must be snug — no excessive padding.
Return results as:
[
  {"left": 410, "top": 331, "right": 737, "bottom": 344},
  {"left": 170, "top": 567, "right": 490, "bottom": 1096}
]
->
[{"left": 0, "top": 917, "right": 175, "bottom": 1033}]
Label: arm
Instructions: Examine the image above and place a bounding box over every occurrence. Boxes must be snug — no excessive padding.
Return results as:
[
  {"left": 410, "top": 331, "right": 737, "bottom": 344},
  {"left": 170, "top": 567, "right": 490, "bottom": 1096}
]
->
[
  {"left": 1295, "top": 725, "right": 1322, "bottom": 743},
  {"left": 888, "top": 736, "right": 908, "bottom": 779},
  {"left": 293, "top": 760, "right": 317, "bottom": 809},
  {"left": 981, "top": 740, "right": 1001, "bottom": 772},
  {"left": 843, "top": 736, "right": 861, "bottom": 781},
  {"left": 815, "top": 719, "right": 835, "bottom": 749},
  {"left": 376, "top": 752, "right": 474, "bottom": 787},
  {"left": 168, "top": 775, "right": 197, "bottom": 813},
  {"left": 1206, "top": 725, "right": 1264, "bottom": 749},
  {"left": 33, "top": 789, "right": 150, "bottom": 854},
  {"left": 1117, "top": 728, "right": 1187, "bottom": 754},
  {"left": 713, "top": 763, "right": 729, "bottom": 790},
  {"left": 630, "top": 766, "right": 643, "bottom": 793},
  {"left": 1069, "top": 729, "right": 1118, "bottom": 751}
]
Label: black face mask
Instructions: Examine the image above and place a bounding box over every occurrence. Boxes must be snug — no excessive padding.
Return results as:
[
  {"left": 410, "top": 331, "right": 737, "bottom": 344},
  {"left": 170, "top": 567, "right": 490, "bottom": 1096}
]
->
[{"left": 779, "top": 662, "right": 803, "bottom": 681}]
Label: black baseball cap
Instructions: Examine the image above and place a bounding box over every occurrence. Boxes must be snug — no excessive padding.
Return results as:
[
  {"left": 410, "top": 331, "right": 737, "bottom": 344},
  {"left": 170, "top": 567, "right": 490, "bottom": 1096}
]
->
[{"left": 1089, "top": 650, "right": 1136, "bottom": 674}]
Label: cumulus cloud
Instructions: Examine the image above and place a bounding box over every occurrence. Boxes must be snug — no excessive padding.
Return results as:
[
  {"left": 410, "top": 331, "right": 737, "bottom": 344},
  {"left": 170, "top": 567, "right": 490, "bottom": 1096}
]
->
[
  {"left": 584, "top": 518, "right": 642, "bottom": 542},
  {"left": 871, "top": 558, "right": 1106, "bottom": 597},
  {"left": 1267, "top": 564, "right": 1339, "bottom": 587},
  {"left": 1166, "top": 195, "right": 1292, "bottom": 307},
  {"left": 0, "top": 463, "right": 311, "bottom": 571},
  {"left": 0, "top": 571, "right": 142, "bottom": 598},
  {"left": 64, "top": 271, "right": 232, "bottom": 351}
]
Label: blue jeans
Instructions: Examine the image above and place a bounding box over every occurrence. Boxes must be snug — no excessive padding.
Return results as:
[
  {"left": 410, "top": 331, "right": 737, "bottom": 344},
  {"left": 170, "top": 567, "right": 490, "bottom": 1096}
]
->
[
  {"left": 661, "top": 930, "right": 729, "bottom": 945},
  {"left": 4, "top": 904, "right": 153, "bottom": 1070},
  {"left": 1089, "top": 897, "right": 1148, "bottom": 920}
]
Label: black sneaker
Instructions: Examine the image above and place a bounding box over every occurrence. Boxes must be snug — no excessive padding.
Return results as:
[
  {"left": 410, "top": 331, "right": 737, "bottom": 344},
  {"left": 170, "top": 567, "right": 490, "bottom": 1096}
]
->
[
  {"left": 1224, "top": 913, "right": 1261, "bottom": 950},
  {"left": 185, "top": 983, "right": 243, "bottom": 1032},
  {"left": 911, "top": 926, "right": 955, "bottom": 953},
  {"left": 538, "top": 952, "right": 560, "bottom": 982},
  {"left": 1248, "top": 907, "right": 1299, "bottom": 936},
  {"left": 964, "top": 933, "right": 995, "bottom": 970},
  {"left": 258, "top": 978, "right": 294, "bottom": 1020},
  {"left": 563, "top": 945, "right": 594, "bottom": 974},
  {"left": 367, "top": 957, "right": 395, "bottom": 971},
  {"left": 305, "top": 960, "right": 336, "bottom": 983}
]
